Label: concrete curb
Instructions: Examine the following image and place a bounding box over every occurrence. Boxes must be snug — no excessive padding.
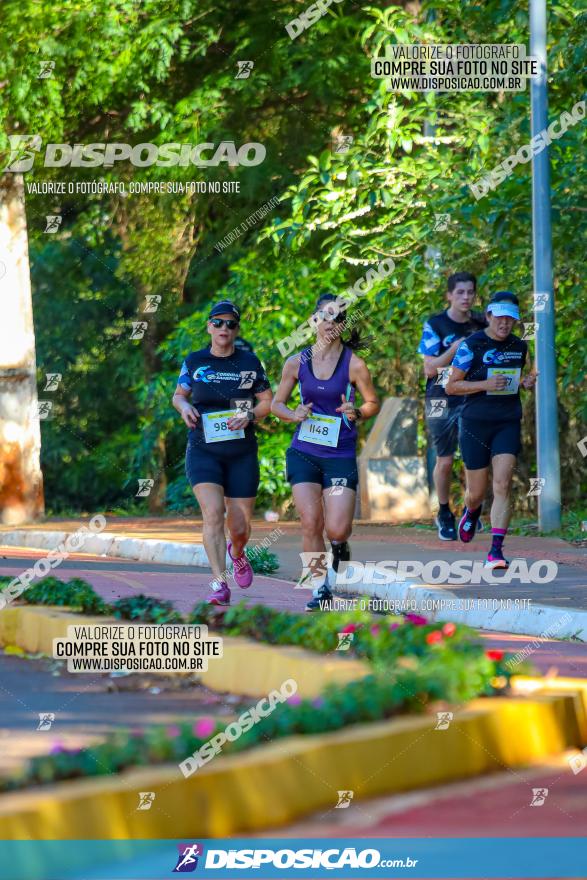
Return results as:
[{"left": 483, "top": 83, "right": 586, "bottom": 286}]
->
[
  {"left": 0, "top": 529, "right": 209, "bottom": 567},
  {"left": 334, "top": 566, "right": 587, "bottom": 642},
  {"left": 0, "top": 688, "right": 584, "bottom": 839},
  {"left": 0, "top": 606, "right": 368, "bottom": 697}
]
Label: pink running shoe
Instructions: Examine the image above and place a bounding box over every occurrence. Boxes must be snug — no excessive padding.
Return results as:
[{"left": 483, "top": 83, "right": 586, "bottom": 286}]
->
[
  {"left": 207, "top": 581, "right": 231, "bottom": 605},
  {"left": 485, "top": 551, "right": 509, "bottom": 570},
  {"left": 228, "top": 542, "right": 253, "bottom": 589}
]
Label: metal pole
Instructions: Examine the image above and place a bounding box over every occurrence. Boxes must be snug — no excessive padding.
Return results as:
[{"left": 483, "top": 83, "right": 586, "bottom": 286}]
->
[{"left": 530, "top": 0, "right": 561, "bottom": 531}]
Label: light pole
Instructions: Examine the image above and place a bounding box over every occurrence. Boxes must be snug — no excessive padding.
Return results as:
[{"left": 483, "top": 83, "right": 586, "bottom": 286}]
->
[{"left": 529, "top": 0, "right": 561, "bottom": 531}]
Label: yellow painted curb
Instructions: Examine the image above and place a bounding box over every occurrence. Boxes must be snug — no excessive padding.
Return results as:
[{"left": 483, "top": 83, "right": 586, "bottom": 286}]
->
[
  {"left": 0, "top": 692, "right": 583, "bottom": 840},
  {"left": 512, "top": 675, "right": 587, "bottom": 741},
  {"left": 0, "top": 605, "right": 368, "bottom": 699}
]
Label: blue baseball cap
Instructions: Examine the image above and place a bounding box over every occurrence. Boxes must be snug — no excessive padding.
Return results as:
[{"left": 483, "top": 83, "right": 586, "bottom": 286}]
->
[
  {"left": 487, "top": 291, "right": 520, "bottom": 320},
  {"left": 208, "top": 300, "right": 241, "bottom": 321}
]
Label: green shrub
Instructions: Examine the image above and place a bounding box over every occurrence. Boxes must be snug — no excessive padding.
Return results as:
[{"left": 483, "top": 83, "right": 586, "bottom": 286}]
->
[{"left": 110, "top": 594, "right": 183, "bottom": 624}]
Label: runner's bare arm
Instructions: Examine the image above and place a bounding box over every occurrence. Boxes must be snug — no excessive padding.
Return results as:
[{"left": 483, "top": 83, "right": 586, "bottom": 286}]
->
[
  {"left": 271, "top": 355, "right": 312, "bottom": 422},
  {"left": 172, "top": 385, "right": 199, "bottom": 428},
  {"left": 521, "top": 362, "right": 538, "bottom": 390},
  {"left": 445, "top": 367, "right": 506, "bottom": 395},
  {"left": 347, "top": 354, "right": 380, "bottom": 419},
  {"left": 422, "top": 338, "right": 465, "bottom": 379}
]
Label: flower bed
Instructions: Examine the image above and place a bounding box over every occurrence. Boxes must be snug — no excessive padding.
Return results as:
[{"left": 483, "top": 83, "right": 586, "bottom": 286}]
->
[{"left": 0, "top": 576, "right": 531, "bottom": 792}]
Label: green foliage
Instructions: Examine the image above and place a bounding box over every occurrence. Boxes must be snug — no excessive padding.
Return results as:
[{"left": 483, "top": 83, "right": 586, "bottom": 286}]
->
[
  {"left": 110, "top": 594, "right": 183, "bottom": 624},
  {"left": 17, "top": 577, "right": 110, "bottom": 615},
  {"left": 245, "top": 545, "right": 279, "bottom": 575},
  {"left": 2, "top": 662, "right": 493, "bottom": 792}
]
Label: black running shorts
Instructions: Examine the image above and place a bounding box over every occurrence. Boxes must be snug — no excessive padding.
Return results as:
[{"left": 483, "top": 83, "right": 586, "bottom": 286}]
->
[
  {"left": 459, "top": 417, "right": 521, "bottom": 470},
  {"left": 185, "top": 440, "right": 260, "bottom": 497},
  {"left": 285, "top": 447, "right": 358, "bottom": 491}
]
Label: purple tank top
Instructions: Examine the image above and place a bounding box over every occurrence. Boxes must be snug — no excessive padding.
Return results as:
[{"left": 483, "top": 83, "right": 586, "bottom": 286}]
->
[{"left": 291, "top": 345, "right": 357, "bottom": 459}]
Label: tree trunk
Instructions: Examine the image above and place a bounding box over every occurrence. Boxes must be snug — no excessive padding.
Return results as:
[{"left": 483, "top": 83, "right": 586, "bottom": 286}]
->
[{"left": 0, "top": 174, "right": 44, "bottom": 523}]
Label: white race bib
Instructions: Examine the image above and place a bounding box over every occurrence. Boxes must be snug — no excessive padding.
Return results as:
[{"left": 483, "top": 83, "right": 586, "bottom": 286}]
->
[
  {"left": 298, "top": 414, "right": 341, "bottom": 448},
  {"left": 487, "top": 367, "right": 521, "bottom": 395},
  {"left": 202, "top": 410, "right": 244, "bottom": 443}
]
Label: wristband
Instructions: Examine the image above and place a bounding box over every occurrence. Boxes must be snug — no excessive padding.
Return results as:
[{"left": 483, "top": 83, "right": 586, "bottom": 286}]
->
[
  {"left": 246, "top": 410, "right": 256, "bottom": 423},
  {"left": 353, "top": 407, "right": 362, "bottom": 421}
]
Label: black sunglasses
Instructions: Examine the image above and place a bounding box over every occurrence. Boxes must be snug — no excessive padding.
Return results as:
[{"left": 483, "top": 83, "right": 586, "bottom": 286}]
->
[{"left": 210, "top": 318, "right": 239, "bottom": 329}]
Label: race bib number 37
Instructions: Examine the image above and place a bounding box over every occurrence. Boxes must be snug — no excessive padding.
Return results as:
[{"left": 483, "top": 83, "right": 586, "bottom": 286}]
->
[
  {"left": 487, "top": 367, "right": 521, "bottom": 395},
  {"left": 298, "top": 414, "right": 341, "bottom": 448},
  {"left": 202, "top": 410, "right": 244, "bottom": 443}
]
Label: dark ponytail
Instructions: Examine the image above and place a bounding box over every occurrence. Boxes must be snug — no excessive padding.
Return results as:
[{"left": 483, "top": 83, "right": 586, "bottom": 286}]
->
[{"left": 342, "top": 327, "right": 373, "bottom": 352}]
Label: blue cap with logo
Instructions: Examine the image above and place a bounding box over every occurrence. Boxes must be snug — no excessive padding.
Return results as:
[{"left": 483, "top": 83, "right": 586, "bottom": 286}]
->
[
  {"left": 486, "top": 291, "right": 520, "bottom": 320},
  {"left": 208, "top": 300, "right": 241, "bottom": 320}
]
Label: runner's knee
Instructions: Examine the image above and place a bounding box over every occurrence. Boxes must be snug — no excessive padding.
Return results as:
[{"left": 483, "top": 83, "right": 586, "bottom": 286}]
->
[
  {"left": 300, "top": 509, "right": 324, "bottom": 536},
  {"left": 202, "top": 508, "right": 225, "bottom": 532},
  {"left": 326, "top": 524, "right": 351, "bottom": 543}
]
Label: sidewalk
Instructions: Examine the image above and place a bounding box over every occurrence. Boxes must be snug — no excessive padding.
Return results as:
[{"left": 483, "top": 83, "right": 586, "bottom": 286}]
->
[{"left": 1, "top": 516, "right": 586, "bottom": 638}]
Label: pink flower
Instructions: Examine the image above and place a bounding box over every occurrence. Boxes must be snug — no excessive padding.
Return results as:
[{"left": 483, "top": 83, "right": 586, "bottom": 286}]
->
[
  {"left": 312, "top": 697, "right": 325, "bottom": 708},
  {"left": 425, "top": 630, "right": 443, "bottom": 645},
  {"left": 405, "top": 613, "right": 428, "bottom": 626},
  {"left": 340, "top": 623, "right": 358, "bottom": 634},
  {"left": 287, "top": 694, "right": 302, "bottom": 706},
  {"left": 166, "top": 725, "right": 181, "bottom": 738},
  {"left": 389, "top": 622, "right": 401, "bottom": 631},
  {"left": 193, "top": 718, "right": 215, "bottom": 739},
  {"left": 370, "top": 625, "right": 380, "bottom": 637},
  {"left": 49, "top": 741, "right": 65, "bottom": 755},
  {"left": 442, "top": 622, "right": 456, "bottom": 637}
]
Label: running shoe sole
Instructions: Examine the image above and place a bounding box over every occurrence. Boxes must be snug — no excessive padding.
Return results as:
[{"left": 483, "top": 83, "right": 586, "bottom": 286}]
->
[{"left": 484, "top": 557, "right": 509, "bottom": 570}]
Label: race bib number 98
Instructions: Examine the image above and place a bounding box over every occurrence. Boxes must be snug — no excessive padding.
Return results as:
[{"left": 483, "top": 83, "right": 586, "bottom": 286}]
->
[
  {"left": 203, "top": 410, "right": 244, "bottom": 443},
  {"left": 487, "top": 367, "right": 521, "bottom": 395}
]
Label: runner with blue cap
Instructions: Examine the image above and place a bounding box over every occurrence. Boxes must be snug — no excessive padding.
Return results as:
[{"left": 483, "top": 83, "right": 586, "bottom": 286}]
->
[{"left": 445, "top": 292, "right": 538, "bottom": 569}]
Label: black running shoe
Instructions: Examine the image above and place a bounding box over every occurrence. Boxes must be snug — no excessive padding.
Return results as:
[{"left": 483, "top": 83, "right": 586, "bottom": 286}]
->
[
  {"left": 435, "top": 509, "right": 457, "bottom": 541},
  {"left": 331, "top": 541, "right": 351, "bottom": 572},
  {"left": 305, "top": 584, "right": 334, "bottom": 612}
]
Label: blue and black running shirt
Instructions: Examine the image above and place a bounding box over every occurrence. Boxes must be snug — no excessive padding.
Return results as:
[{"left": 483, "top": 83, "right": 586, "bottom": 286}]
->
[
  {"left": 451, "top": 330, "right": 528, "bottom": 421},
  {"left": 177, "top": 346, "right": 271, "bottom": 449},
  {"left": 418, "top": 310, "right": 487, "bottom": 407}
]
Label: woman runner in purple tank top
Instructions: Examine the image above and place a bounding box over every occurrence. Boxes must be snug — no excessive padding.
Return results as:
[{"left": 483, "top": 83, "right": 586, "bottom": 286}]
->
[{"left": 272, "top": 295, "right": 380, "bottom": 611}]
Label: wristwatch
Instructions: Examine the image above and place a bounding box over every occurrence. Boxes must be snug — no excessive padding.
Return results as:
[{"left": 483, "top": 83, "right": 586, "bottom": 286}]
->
[
  {"left": 246, "top": 410, "right": 256, "bottom": 423},
  {"left": 353, "top": 407, "right": 362, "bottom": 421}
]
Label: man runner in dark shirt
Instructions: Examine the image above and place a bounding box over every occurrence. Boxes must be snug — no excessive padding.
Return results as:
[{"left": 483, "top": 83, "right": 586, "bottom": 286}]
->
[{"left": 418, "top": 272, "right": 486, "bottom": 540}]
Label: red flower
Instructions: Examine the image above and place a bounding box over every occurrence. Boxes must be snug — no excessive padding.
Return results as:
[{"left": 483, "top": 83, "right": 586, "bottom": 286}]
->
[
  {"left": 340, "top": 623, "right": 358, "bottom": 634},
  {"left": 486, "top": 649, "right": 504, "bottom": 662},
  {"left": 442, "top": 622, "right": 456, "bottom": 637},
  {"left": 425, "top": 630, "right": 443, "bottom": 645},
  {"left": 405, "top": 613, "right": 428, "bottom": 626}
]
